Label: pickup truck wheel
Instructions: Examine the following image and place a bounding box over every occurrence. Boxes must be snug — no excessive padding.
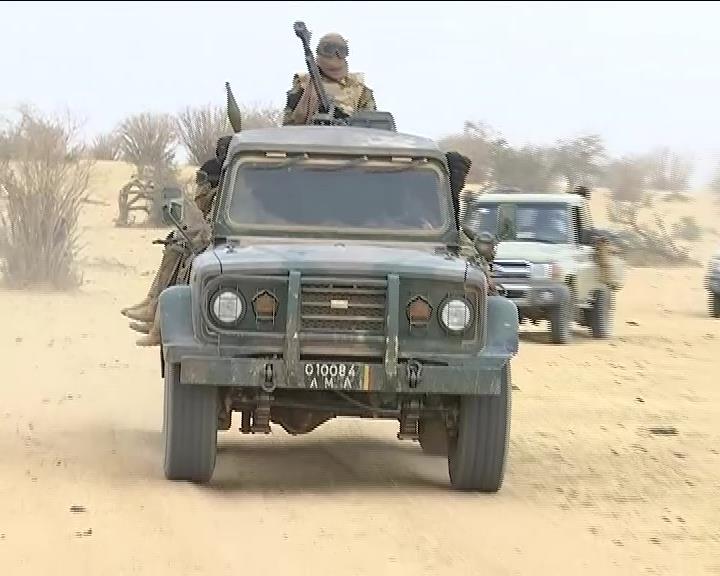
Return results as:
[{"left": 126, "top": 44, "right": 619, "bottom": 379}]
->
[
  {"left": 447, "top": 365, "right": 511, "bottom": 492},
  {"left": 711, "top": 292, "right": 720, "bottom": 318},
  {"left": 549, "top": 299, "right": 572, "bottom": 344},
  {"left": 590, "top": 286, "right": 612, "bottom": 338},
  {"left": 418, "top": 418, "right": 448, "bottom": 456},
  {"left": 163, "top": 363, "right": 218, "bottom": 483}
]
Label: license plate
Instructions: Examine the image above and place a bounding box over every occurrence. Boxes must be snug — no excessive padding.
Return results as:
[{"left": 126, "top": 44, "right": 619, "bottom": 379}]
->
[{"left": 302, "top": 362, "right": 368, "bottom": 390}]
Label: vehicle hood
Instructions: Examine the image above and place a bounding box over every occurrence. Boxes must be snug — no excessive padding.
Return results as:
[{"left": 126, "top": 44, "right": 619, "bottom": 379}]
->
[
  {"left": 495, "top": 241, "right": 572, "bottom": 263},
  {"left": 204, "top": 240, "right": 483, "bottom": 283}
]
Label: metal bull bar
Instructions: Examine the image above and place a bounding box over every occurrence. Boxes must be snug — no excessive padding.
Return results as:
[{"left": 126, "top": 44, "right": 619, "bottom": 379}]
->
[{"left": 281, "top": 270, "right": 400, "bottom": 390}]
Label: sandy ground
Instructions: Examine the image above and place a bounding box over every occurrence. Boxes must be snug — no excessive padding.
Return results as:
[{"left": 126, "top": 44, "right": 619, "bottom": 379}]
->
[{"left": 1, "top": 162, "right": 719, "bottom": 575}]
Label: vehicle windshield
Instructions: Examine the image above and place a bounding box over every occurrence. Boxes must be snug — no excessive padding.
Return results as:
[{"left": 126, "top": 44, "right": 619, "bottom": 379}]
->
[
  {"left": 469, "top": 202, "right": 570, "bottom": 244},
  {"left": 225, "top": 157, "right": 449, "bottom": 235}
]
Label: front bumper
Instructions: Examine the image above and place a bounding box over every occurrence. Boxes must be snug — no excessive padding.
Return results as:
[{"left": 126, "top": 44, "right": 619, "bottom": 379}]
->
[
  {"left": 179, "top": 356, "right": 507, "bottom": 395},
  {"left": 159, "top": 283, "right": 519, "bottom": 397},
  {"left": 494, "top": 279, "right": 568, "bottom": 310}
]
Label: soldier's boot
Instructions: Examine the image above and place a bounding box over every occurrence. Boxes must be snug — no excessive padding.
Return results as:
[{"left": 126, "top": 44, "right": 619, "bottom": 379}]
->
[
  {"left": 121, "top": 247, "right": 181, "bottom": 319},
  {"left": 136, "top": 309, "right": 161, "bottom": 347},
  {"left": 129, "top": 321, "right": 150, "bottom": 334}
]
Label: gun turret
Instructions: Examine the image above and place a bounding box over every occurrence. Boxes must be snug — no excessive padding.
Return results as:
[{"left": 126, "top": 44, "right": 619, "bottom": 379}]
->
[{"left": 293, "top": 21, "right": 348, "bottom": 125}]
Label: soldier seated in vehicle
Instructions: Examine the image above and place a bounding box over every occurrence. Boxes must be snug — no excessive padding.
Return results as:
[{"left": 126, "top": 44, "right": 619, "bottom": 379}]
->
[{"left": 283, "top": 32, "right": 377, "bottom": 125}]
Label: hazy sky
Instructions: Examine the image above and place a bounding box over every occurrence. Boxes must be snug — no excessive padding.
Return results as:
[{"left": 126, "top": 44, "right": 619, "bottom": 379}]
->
[{"left": 2, "top": 1, "right": 719, "bottom": 182}]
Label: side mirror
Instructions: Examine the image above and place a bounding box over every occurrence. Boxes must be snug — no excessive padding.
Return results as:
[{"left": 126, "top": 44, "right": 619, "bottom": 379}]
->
[{"left": 161, "top": 187, "right": 184, "bottom": 227}]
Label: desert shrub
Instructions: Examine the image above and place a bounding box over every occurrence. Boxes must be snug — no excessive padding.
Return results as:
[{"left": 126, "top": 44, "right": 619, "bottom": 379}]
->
[
  {"left": 0, "top": 109, "right": 91, "bottom": 289},
  {"left": 118, "top": 112, "right": 177, "bottom": 169},
  {"left": 90, "top": 130, "right": 121, "bottom": 161},
  {"left": 606, "top": 201, "right": 697, "bottom": 267},
  {"left": 176, "top": 104, "right": 231, "bottom": 167},
  {"left": 240, "top": 103, "right": 283, "bottom": 130},
  {"left": 604, "top": 157, "right": 647, "bottom": 203}
]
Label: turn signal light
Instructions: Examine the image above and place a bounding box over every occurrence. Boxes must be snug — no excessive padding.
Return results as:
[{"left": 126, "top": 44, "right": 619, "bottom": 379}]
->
[
  {"left": 407, "top": 296, "right": 432, "bottom": 326},
  {"left": 252, "top": 290, "right": 278, "bottom": 321}
]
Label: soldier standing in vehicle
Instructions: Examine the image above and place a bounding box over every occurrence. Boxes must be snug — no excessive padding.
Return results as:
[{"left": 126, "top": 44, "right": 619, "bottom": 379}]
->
[{"left": 283, "top": 32, "right": 377, "bottom": 125}]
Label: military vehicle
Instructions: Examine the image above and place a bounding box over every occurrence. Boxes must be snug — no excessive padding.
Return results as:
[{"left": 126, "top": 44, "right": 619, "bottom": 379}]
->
[
  {"left": 707, "top": 248, "right": 720, "bottom": 318},
  {"left": 152, "top": 22, "right": 519, "bottom": 492},
  {"left": 462, "top": 187, "right": 625, "bottom": 344}
]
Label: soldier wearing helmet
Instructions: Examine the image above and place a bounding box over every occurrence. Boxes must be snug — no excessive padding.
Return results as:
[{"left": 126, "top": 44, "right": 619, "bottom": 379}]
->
[{"left": 283, "top": 32, "right": 377, "bottom": 125}]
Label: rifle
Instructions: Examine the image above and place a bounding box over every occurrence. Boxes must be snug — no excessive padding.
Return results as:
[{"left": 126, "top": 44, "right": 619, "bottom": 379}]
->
[{"left": 293, "top": 21, "right": 348, "bottom": 124}]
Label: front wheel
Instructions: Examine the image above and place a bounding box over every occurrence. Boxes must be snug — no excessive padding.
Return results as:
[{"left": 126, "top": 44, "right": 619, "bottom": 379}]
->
[
  {"left": 418, "top": 418, "right": 448, "bottom": 456},
  {"left": 590, "top": 286, "right": 613, "bottom": 338},
  {"left": 711, "top": 292, "right": 720, "bottom": 318},
  {"left": 549, "top": 299, "right": 572, "bottom": 344},
  {"left": 447, "top": 365, "right": 511, "bottom": 492},
  {"left": 163, "top": 363, "right": 218, "bottom": 483}
]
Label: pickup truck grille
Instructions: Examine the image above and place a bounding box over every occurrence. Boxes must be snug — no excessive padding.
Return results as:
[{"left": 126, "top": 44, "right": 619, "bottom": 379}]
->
[
  {"left": 301, "top": 280, "right": 387, "bottom": 335},
  {"left": 492, "top": 259, "right": 531, "bottom": 280}
]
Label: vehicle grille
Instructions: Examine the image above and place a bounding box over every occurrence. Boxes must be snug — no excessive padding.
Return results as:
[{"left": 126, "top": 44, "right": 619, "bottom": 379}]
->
[
  {"left": 301, "top": 280, "right": 387, "bottom": 335},
  {"left": 492, "top": 259, "right": 531, "bottom": 280}
]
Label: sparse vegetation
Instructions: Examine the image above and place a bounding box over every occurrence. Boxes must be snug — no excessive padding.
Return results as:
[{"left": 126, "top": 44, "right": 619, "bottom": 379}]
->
[
  {"left": 552, "top": 134, "right": 606, "bottom": 192},
  {"left": 89, "top": 130, "right": 121, "bottom": 161},
  {"left": 604, "top": 157, "right": 647, "bottom": 203},
  {"left": 645, "top": 147, "right": 693, "bottom": 192},
  {"left": 607, "top": 201, "right": 698, "bottom": 267},
  {"left": 175, "top": 104, "right": 231, "bottom": 167},
  {"left": 0, "top": 108, "right": 92, "bottom": 289}
]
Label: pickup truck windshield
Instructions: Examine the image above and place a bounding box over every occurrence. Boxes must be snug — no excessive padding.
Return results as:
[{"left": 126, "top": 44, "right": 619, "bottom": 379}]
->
[
  {"left": 226, "top": 158, "right": 448, "bottom": 234},
  {"left": 470, "top": 202, "right": 570, "bottom": 244}
]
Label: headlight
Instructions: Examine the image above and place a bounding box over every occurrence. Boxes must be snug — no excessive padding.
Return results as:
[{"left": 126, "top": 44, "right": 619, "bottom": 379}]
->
[
  {"left": 530, "top": 263, "right": 552, "bottom": 279},
  {"left": 440, "top": 298, "right": 473, "bottom": 332},
  {"left": 530, "top": 262, "right": 563, "bottom": 280},
  {"left": 210, "top": 289, "right": 244, "bottom": 325}
]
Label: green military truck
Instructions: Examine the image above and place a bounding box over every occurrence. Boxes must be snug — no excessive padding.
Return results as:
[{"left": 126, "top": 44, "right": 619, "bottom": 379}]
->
[
  {"left": 462, "top": 188, "right": 625, "bottom": 344},
  {"left": 156, "top": 112, "right": 520, "bottom": 492},
  {"left": 707, "top": 248, "right": 720, "bottom": 318}
]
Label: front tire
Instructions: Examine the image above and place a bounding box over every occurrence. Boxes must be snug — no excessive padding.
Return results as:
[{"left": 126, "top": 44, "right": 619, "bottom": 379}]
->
[
  {"left": 711, "top": 292, "right": 720, "bottom": 318},
  {"left": 163, "top": 363, "right": 218, "bottom": 483},
  {"left": 447, "top": 365, "right": 511, "bottom": 492},
  {"left": 550, "top": 298, "right": 572, "bottom": 344},
  {"left": 590, "top": 286, "right": 613, "bottom": 338}
]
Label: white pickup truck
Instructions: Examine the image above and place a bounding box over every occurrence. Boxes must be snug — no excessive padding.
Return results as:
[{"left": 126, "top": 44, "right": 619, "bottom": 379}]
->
[{"left": 462, "top": 188, "right": 626, "bottom": 344}]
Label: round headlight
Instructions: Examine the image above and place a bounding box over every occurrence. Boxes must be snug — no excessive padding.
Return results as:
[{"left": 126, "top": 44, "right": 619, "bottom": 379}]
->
[
  {"left": 440, "top": 298, "right": 473, "bottom": 332},
  {"left": 211, "top": 290, "right": 244, "bottom": 325}
]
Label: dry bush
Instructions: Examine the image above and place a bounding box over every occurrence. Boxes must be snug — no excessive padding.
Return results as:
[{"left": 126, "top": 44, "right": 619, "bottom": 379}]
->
[
  {"left": 0, "top": 109, "right": 92, "bottom": 289},
  {"left": 118, "top": 112, "right": 177, "bottom": 169},
  {"left": 90, "top": 130, "right": 121, "bottom": 161},
  {"left": 606, "top": 201, "right": 697, "bottom": 267},
  {"left": 240, "top": 103, "right": 283, "bottom": 130},
  {"left": 176, "top": 105, "right": 231, "bottom": 167}
]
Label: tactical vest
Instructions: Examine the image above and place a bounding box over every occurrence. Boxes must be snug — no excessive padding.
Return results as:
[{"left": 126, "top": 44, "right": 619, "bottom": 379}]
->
[{"left": 297, "top": 72, "right": 366, "bottom": 116}]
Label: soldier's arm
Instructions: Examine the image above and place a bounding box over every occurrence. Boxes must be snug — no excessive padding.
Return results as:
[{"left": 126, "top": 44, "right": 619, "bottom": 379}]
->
[
  {"left": 358, "top": 86, "right": 377, "bottom": 111},
  {"left": 282, "top": 74, "right": 305, "bottom": 126}
]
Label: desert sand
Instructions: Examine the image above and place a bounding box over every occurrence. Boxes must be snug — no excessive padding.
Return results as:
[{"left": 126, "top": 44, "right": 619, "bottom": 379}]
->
[{"left": 1, "top": 161, "right": 719, "bottom": 575}]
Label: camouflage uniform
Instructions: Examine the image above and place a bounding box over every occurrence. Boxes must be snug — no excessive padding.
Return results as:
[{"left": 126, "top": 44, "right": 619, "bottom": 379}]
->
[{"left": 282, "top": 32, "right": 376, "bottom": 125}]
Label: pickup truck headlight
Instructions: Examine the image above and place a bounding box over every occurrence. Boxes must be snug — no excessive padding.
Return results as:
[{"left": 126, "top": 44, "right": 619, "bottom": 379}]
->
[
  {"left": 530, "top": 262, "right": 563, "bottom": 280},
  {"left": 210, "top": 289, "right": 244, "bottom": 325},
  {"left": 440, "top": 298, "right": 473, "bottom": 332}
]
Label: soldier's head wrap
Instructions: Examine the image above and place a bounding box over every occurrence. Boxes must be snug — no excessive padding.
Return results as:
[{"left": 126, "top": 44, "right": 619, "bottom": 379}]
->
[{"left": 316, "top": 32, "right": 348, "bottom": 81}]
